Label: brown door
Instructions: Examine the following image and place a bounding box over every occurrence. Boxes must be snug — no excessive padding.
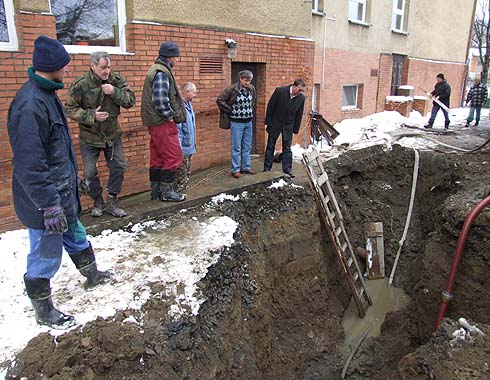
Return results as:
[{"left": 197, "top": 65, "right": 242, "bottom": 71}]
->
[
  {"left": 231, "top": 63, "right": 258, "bottom": 153},
  {"left": 391, "top": 54, "right": 405, "bottom": 95}
]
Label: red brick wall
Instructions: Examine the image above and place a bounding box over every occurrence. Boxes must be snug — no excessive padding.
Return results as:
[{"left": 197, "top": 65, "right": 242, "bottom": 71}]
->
[
  {"left": 0, "top": 14, "right": 314, "bottom": 232},
  {"left": 316, "top": 48, "right": 383, "bottom": 123},
  {"left": 405, "top": 57, "right": 466, "bottom": 108}
]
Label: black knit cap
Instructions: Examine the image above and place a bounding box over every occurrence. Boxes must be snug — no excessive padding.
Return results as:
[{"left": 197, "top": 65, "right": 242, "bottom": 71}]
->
[
  {"left": 32, "top": 35, "right": 71, "bottom": 72},
  {"left": 159, "top": 41, "right": 180, "bottom": 58},
  {"left": 436, "top": 73, "right": 445, "bottom": 80}
]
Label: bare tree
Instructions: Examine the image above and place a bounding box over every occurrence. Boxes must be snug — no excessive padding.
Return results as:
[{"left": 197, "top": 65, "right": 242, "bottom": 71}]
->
[
  {"left": 473, "top": 0, "right": 490, "bottom": 83},
  {"left": 52, "top": 0, "right": 115, "bottom": 45}
]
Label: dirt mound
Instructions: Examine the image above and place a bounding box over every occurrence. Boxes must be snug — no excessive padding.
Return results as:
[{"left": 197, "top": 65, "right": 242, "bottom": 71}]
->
[
  {"left": 5, "top": 144, "right": 490, "bottom": 380},
  {"left": 393, "top": 319, "right": 490, "bottom": 380}
]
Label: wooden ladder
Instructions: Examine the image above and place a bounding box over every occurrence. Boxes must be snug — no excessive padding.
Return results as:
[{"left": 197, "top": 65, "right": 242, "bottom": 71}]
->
[{"left": 303, "top": 146, "right": 372, "bottom": 317}]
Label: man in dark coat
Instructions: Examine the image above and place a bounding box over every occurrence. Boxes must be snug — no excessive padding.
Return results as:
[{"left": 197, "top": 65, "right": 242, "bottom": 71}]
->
[
  {"left": 465, "top": 77, "right": 488, "bottom": 127},
  {"left": 7, "top": 36, "right": 111, "bottom": 329},
  {"left": 264, "top": 79, "right": 306, "bottom": 177},
  {"left": 425, "top": 73, "right": 451, "bottom": 129}
]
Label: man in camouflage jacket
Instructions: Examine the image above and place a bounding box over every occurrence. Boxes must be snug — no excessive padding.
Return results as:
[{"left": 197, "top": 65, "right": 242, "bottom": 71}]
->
[{"left": 66, "top": 51, "right": 135, "bottom": 218}]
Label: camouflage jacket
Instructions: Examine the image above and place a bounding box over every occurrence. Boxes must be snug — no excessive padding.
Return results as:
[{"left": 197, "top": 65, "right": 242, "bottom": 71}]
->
[{"left": 65, "top": 70, "right": 136, "bottom": 147}]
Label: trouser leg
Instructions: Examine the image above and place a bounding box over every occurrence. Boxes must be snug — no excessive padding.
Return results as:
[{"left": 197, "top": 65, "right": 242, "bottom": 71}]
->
[
  {"left": 104, "top": 137, "right": 127, "bottom": 196},
  {"left": 80, "top": 142, "right": 103, "bottom": 199},
  {"left": 264, "top": 133, "right": 278, "bottom": 171},
  {"left": 281, "top": 138, "right": 293, "bottom": 174}
]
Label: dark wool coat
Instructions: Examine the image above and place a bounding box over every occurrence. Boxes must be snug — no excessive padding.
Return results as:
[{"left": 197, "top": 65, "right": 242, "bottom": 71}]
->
[
  {"left": 431, "top": 80, "right": 451, "bottom": 106},
  {"left": 8, "top": 80, "right": 81, "bottom": 229},
  {"left": 265, "top": 85, "right": 305, "bottom": 140}
]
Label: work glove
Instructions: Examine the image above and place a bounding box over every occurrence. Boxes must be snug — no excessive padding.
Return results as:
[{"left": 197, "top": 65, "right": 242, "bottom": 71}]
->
[
  {"left": 78, "top": 177, "right": 90, "bottom": 195},
  {"left": 43, "top": 205, "right": 68, "bottom": 234}
]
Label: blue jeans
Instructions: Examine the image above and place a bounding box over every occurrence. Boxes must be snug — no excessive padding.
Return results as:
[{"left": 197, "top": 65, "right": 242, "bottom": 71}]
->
[
  {"left": 27, "top": 220, "right": 90, "bottom": 279},
  {"left": 80, "top": 137, "right": 127, "bottom": 198},
  {"left": 428, "top": 103, "right": 449, "bottom": 125},
  {"left": 467, "top": 106, "right": 482, "bottom": 124},
  {"left": 230, "top": 120, "right": 252, "bottom": 173}
]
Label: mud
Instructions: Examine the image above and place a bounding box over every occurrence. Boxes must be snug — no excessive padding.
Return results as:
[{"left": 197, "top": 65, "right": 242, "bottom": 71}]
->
[{"left": 5, "top": 143, "right": 490, "bottom": 380}]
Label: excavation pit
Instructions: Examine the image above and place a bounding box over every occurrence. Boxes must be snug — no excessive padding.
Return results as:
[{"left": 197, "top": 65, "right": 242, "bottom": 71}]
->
[{"left": 4, "top": 144, "right": 490, "bottom": 380}]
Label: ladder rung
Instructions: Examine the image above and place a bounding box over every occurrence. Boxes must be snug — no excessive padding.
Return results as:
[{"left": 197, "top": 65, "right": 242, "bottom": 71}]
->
[
  {"left": 346, "top": 257, "right": 353, "bottom": 267},
  {"left": 335, "top": 226, "right": 342, "bottom": 236},
  {"left": 353, "top": 272, "right": 359, "bottom": 281},
  {"left": 317, "top": 172, "right": 328, "bottom": 186},
  {"left": 303, "top": 149, "right": 319, "bottom": 161},
  {"left": 358, "top": 287, "right": 365, "bottom": 297},
  {"left": 341, "top": 242, "right": 347, "bottom": 253}
]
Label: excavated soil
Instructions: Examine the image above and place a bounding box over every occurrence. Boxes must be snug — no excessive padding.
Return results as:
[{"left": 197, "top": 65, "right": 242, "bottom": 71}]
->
[{"left": 5, "top": 143, "right": 490, "bottom": 380}]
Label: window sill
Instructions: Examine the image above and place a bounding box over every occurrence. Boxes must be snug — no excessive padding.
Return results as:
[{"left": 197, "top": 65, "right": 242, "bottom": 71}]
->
[
  {"left": 391, "top": 29, "right": 408, "bottom": 36},
  {"left": 312, "top": 10, "right": 324, "bottom": 16},
  {"left": 0, "top": 42, "right": 19, "bottom": 51},
  {"left": 64, "top": 45, "right": 135, "bottom": 55},
  {"left": 342, "top": 107, "right": 360, "bottom": 111},
  {"left": 348, "top": 19, "right": 370, "bottom": 27}
]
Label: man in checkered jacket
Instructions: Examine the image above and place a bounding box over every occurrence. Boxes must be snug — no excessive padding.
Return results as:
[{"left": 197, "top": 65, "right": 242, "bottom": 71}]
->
[{"left": 465, "top": 77, "right": 488, "bottom": 127}]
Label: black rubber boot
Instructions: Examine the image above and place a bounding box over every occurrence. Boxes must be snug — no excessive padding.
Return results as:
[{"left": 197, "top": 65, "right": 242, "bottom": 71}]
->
[
  {"left": 161, "top": 170, "right": 185, "bottom": 202},
  {"left": 24, "top": 275, "right": 75, "bottom": 329},
  {"left": 149, "top": 168, "right": 163, "bottom": 200},
  {"left": 70, "top": 243, "right": 112, "bottom": 290},
  {"left": 444, "top": 120, "right": 450, "bottom": 129}
]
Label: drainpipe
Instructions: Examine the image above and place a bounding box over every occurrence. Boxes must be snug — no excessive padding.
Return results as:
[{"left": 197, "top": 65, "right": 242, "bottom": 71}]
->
[
  {"left": 461, "top": 0, "right": 478, "bottom": 105},
  {"left": 435, "top": 195, "right": 490, "bottom": 331},
  {"left": 320, "top": 12, "right": 336, "bottom": 90}
]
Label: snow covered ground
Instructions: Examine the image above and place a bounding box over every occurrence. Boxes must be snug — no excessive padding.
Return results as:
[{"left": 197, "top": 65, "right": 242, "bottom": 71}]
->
[{"left": 1, "top": 106, "right": 487, "bottom": 377}]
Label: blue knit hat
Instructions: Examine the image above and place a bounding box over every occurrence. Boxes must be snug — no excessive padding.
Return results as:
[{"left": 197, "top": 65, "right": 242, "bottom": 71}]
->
[
  {"left": 32, "top": 35, "right": 71, "bottom": 72},
  {"left": 159, "top": 41, "right": 180, "bottom": 58}
]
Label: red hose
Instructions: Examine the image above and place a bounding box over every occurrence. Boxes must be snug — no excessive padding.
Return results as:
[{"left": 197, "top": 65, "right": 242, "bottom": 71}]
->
[{"left": 435, "top": 195, "right": 490, "bottom": 331}]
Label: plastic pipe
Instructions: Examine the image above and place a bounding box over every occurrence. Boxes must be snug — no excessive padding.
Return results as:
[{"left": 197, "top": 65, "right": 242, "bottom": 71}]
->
[{"left": 435, "top": 195, "right": 490, "bottom": 331}]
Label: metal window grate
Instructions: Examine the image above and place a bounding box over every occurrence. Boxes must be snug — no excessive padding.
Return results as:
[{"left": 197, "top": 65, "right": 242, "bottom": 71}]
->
[{"left": 199, "top": 58, "right": 223, "bottom": 74}]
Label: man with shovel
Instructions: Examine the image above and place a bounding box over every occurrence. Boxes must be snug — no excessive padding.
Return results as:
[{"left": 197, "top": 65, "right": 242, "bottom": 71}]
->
[{"left": 425, "top": 73, "right": 451, "bottom": 129}]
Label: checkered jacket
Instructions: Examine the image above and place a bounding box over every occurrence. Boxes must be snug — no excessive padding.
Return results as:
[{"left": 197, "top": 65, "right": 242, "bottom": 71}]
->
[{"left": 466, "top": 82, "right": 488, "bottom": 107}]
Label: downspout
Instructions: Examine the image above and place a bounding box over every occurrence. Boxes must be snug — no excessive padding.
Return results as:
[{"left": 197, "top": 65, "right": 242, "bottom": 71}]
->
[
  {"left": 321, "top": 12, "right": 336, "bottom": 90},
  {"left": 461, "top": 0, "right": 478, "bottom": 105},
  {"left": 435, "top": 195, "right": 490, "bottom": 331}
]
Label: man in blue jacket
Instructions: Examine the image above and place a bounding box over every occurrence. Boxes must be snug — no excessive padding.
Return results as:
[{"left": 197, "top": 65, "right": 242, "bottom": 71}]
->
[
  {"left": 7, "top": 36, "right": 111, "bottom": 329},
  {"left": 174, "top": 82, "right": 197, "bottom": 193}
]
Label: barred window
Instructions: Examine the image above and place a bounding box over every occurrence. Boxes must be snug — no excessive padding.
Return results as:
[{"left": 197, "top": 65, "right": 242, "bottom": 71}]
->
[{"left": 0, "top": 0, "right": 18, "bottom": 51}]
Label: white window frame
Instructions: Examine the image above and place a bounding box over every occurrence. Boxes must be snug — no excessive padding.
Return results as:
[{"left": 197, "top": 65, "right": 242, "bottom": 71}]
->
[
  {"left": 342, "top": 84, "right": 359, "bottom": 110},
  {"left": 312, "top": 0, "right": 323, "bottom": 15},
  {"left": 49, "top": 0, "right": 127, "bottom": 54},
  {"left": 391, "top": 0, "right": 405, "bottom": 32},
  {"left": 0, "top": 0, "right": 18, "bottom": 51},
  {"left": 348, "top": 0, "right": 366, "bottom": 23}
]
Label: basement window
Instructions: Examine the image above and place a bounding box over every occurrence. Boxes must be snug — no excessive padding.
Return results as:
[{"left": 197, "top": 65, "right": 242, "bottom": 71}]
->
[
  {"left": 0, "top": 0, "right": 18, "bottom": 51},
  {"left": 342, "top": 84, "right": 359, "bottom": 110},
  {"left": 51, "top": 0, "right": 127, "bottom": 53}
]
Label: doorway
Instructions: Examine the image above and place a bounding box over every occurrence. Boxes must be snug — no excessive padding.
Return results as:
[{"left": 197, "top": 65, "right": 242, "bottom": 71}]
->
[
  {"left": 231, "top": 62, "right": 259, "bottom": 153},
  {"left": 391, "top": 54, "right": 406, "bottom": 95}
]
